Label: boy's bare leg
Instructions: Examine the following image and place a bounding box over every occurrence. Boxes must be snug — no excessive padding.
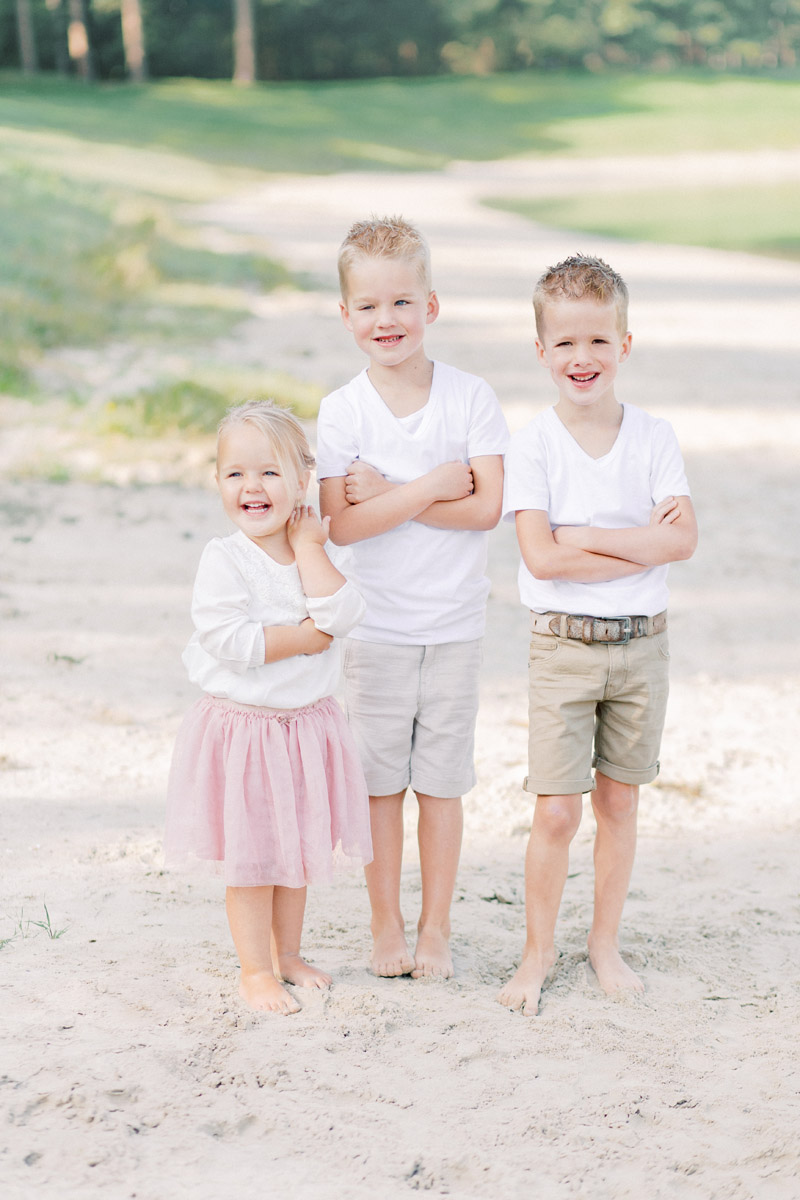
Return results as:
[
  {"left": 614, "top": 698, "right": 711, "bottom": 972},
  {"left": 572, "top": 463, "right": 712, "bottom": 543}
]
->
[
  {"left": 225, "top": 886, "right": 301, "bottom": 1014},
  {"left": 271, "top": 884, "right": 332, "bottom": 990},
  {"left": 413, "top": 794, "right": 463, "bottom": 978},
  {"left": 364, "top": 792, "right": 416, "bottom": 976},
  {"left": 497, "top": 793, "right": 583, "bottom": 1015},
  {"left": 587, "top": 772, "right": 644, "bottom": 994}
]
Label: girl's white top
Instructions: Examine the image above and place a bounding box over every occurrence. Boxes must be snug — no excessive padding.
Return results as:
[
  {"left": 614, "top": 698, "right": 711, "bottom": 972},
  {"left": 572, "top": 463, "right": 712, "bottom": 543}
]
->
[{"left": 182, "top": 530, "right": 366, "bottom": 708}]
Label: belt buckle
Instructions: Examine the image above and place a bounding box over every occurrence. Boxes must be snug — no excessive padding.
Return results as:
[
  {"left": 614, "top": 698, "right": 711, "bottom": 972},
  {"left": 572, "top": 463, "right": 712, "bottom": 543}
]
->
[{"left": 614, "top": 615, "right": 633, "bottom": 644}]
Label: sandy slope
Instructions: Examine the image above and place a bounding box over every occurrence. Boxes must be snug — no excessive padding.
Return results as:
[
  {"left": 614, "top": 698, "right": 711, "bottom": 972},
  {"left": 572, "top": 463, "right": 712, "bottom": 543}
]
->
[{"left": 2, "top": 155, "right": 800, "bottom": 1199}]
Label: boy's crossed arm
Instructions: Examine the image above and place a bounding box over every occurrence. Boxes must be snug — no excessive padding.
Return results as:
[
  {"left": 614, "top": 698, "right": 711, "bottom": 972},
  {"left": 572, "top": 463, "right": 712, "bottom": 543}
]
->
[
  {"left": 552, "top": 496, "right": 698, "bottom": 567},
  {"left": 517, "top": 496, "right": 697, "bottom": 583},
  {"left": 321, "top": 456, "right": 503, "bottom": 545}
]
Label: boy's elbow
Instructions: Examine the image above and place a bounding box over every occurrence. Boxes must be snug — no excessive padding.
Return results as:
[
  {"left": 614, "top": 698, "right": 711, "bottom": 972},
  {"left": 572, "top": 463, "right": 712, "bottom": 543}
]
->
[
  {"left": 523, "top": 553, "right": 561, "bottom": 581},
  {"left": 475, "top": 502, "right": 502, "bottom": 531}
]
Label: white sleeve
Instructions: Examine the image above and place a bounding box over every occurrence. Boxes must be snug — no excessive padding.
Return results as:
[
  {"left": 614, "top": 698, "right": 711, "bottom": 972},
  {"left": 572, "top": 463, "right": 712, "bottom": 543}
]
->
[
  {"left": 466, "top": 378, "right": 510, "bottom": 459},
  {"left": 502, "top": 424, "right": 550, "bottom": 521},
  {"left": 191, "top": 541, "right": 265, "bottom": 673},
  {"left": 650, "top": 420, "right": 690, "bottom": 502},
  {"left": 315, "top": 389, "right": 361, "bottom": 480},
  {"left": 306, "top": 580, "right": 366, "bottom": 638}
]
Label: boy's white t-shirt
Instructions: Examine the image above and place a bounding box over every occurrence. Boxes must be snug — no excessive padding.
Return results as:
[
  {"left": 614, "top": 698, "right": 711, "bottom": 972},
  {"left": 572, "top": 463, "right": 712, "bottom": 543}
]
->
[
  {"left": 503, "top": 403, "right": 690, "bottom": 618},
  {"left": 316, "top": 361, "right": 509, "bottom": 645}
]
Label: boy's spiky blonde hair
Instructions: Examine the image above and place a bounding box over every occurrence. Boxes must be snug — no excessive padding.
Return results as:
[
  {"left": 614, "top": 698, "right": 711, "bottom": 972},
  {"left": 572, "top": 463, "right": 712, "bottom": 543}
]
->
[
  {"left": 338, "top": 215, "right": 432, "bottom": 298},
  {"left": 216, "top": 400, "right": 314, "bottom": 489},
  {"left": 533, "top": 254, "right": 629, "bottom": 338}
]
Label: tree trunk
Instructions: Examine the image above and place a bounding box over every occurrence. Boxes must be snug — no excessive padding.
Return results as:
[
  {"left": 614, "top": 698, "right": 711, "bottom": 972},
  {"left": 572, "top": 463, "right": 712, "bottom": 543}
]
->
[
  {"left": 16, "top": 0, "right": 39, "bottom": 72},
  {"left": 45, "top": 0, "right": 70, "bottom": 75},
  {"left": 67, "top": 0, "right": 94, "bottom": 81},
  {"left": 232, "top": 0, "right": 256, "bottom": 85},
  {"left": 121, "top": 0, "right": 147, "bottom": 82}
]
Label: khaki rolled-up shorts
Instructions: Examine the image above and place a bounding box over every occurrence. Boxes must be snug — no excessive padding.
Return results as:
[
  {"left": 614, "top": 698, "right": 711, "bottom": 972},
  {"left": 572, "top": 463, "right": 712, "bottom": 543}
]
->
[
  {"left": 525, "top": 627, "right": 670, "bottom": 796},
  {"left": 342, "top": 637, "right": 482, "bottom": 798}
]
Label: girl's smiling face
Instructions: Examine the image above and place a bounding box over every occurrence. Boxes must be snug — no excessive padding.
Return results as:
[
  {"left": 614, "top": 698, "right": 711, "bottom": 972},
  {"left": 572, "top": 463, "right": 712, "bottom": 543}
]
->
[{"left": 216, "top": 423, "right": 307, "bottom": 549}]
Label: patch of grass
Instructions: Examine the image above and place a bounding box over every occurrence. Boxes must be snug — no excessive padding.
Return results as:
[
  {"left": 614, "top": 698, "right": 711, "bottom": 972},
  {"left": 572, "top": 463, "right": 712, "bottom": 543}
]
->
[
  {"left": 30, "top": 903, "right": 68, "bottom": 940},
  {"left": 1, "top": 72, "right": 799, "bottom": 176},
  {"left": 0, "top": 162, "right": 298, "bottom": 393},
  {"left": 486, "top": 181, "right": 800, "bottom": 261},
  {"left": 97, "top": 370, "right": 323, "bottom": 438}
]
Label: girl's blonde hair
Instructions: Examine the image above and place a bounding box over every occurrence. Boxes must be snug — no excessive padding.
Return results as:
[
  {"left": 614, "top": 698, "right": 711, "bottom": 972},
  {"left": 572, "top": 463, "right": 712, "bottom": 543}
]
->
[{"left": 216, "top": 400, "right": 315, "bottom": 491}]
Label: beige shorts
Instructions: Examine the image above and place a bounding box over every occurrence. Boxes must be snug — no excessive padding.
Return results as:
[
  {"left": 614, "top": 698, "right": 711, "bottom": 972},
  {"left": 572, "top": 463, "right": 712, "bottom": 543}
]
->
[
  {"left": 525, "top": 628, "right": 671, "bottom": 796},
  {"left": 342, "top": 638, "right": 482, "bottom": 798}
]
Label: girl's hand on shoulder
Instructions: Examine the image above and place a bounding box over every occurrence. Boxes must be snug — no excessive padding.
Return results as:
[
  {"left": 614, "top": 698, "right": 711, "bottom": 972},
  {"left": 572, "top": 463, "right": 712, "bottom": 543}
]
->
[
  {"left": 298, "top": 617, "right": 333, "bottom": 655},
  {"left": 345, "top": 460, "right": 391, "bottom": 505},
  {"left": 288, "top": 505, "right": 330, "bottom": 550},
  {"left": 650, "top": 496, "right": 680, "bottom": 526}
]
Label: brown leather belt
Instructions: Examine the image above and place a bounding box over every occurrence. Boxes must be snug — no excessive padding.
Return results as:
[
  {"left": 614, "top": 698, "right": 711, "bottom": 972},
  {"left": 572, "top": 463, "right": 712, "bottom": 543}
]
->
[{"left": 530, "top": 610, "right": 667, "bottom": 645}]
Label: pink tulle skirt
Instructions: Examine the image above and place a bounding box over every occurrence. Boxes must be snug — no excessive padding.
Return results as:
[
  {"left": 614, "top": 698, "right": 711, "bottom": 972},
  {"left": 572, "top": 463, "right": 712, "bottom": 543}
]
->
[{"left": 164, "top": 694, "right": 372, "bottom": 887}]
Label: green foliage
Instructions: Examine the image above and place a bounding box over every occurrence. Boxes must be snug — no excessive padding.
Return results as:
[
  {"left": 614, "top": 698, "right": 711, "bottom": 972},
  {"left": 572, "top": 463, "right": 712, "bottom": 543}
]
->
[
  {"left": 487, "top": 180, "right": 800, "bottom": 260},
  {"left": 1, "top": 0, "right": 799, "bottom": 79}
]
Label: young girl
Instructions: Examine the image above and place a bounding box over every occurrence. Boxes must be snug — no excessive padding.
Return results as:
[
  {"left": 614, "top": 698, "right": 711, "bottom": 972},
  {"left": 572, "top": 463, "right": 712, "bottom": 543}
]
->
[{"left": 165, "top": 400, "right": 372, "bottom": 1014}]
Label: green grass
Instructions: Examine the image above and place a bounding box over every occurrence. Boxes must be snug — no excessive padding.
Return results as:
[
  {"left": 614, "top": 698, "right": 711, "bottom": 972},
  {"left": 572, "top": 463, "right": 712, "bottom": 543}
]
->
[
  {"left": 2, "top": 72, "right": 800, "bottom": 174},
  {"left": 486, "top": 181, "right": 800, "bottom": 260},
  {"left": 1, "top": 70, "right": 799, "bottom": 444}
]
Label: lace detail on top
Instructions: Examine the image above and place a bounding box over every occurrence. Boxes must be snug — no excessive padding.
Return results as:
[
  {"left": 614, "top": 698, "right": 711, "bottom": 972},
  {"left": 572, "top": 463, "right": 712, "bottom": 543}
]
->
[{"left": 226, "top": 532, "right": 308, "bottom": 624}]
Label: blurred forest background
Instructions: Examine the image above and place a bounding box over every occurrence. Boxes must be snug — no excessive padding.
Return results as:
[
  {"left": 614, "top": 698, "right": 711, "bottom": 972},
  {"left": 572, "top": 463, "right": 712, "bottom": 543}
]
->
[
  {"left": 1, "top": 0, "right": 798, "bottom": 83},
  {"left": 1, "top": 0, "right": 799, "bottom": 481}
]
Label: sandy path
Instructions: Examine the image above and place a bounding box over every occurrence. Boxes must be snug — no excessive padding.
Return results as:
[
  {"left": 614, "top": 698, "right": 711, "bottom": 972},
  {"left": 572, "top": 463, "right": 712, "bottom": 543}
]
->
[{"left": 2, "top": 155, "right": 800, "bottom": 1199}]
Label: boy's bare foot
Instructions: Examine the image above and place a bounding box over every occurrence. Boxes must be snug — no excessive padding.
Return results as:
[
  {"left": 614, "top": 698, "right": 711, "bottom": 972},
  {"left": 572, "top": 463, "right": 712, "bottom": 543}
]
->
[
  {"left": 239, "top": 970, "right": 301, "bottom": 1014},
  {"left": 275, "top": 953, "right": 332, "bottom": 990},
  {"left": 587, "top": 935, "right": 645, "bottom": 995},
  {"left": 370, "top": 921, "right": 415, "bottom": 977},
  {"left": 497, "top": 949, "right": 558, "bottom": 1016},
  {"left": 412, "top": 926, "right": 453, "bottom": 978}
]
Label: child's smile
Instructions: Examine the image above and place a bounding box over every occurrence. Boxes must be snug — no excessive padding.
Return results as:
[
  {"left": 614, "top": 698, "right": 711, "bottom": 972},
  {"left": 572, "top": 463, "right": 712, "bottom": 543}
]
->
[
  {"left": 536, "top": 297, "right": 631, "bottom": 411},
  {"left": 216, "top": 425, "right": 305, "bottom": 551},
  {"left": 339, "top": 256, "right": 438, "bottom": 371}
]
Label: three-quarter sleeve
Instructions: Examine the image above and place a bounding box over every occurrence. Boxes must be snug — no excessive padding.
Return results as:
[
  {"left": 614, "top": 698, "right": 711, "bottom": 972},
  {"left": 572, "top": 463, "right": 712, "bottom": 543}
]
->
[{"left": 306, "top": 581, "right": 366, "bottom": 639}]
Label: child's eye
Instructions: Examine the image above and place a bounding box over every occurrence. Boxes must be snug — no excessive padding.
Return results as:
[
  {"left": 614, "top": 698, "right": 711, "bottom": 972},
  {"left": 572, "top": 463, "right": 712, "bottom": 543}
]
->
[
  {"left": 263, "top": 470, "right": 278, "bottom": 477},
  {"left": 358, "top": 304, "right": 374, "bottom": 311},
  {"left": 227, "top": 470, "right": 242, "bottom": 478},
  {"left": 395, "top": 299, "right": 409, "bottom": 306}
]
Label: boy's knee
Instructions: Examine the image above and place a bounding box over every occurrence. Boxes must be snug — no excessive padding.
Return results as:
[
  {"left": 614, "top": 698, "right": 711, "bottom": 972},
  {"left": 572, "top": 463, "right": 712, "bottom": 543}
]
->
[
  {"left": 534, "top": 794, "right": 582, "bottom": 841},
  {"left": 592, "top": 777, "right": 639, "bottom": 822}
]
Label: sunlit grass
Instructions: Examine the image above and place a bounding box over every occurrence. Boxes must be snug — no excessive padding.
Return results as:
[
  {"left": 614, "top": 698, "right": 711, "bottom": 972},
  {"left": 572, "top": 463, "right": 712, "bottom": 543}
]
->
[
  {"left": 486, "top": 181, "right": 800, "bottom": 260},
  {"left": 1, "top": 72, "right": 799, "bottom": 174}
]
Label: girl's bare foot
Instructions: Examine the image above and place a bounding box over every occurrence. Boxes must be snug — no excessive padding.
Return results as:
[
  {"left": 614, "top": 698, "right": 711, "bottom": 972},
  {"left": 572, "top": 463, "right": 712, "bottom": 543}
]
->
[
  {"left": 239, "top": 970, "right": 301, "bottom": 1014},
  {"left": 412, "top": 925, "right": 453, "bottom": 978},
  {"left": 587, "top": 935, "right": 644, "bottom": 994},
  {"left": 276, "top": 953, "right": 332, "bottom": 989},
  {"left": 370, "top": 921, "right": 415, "bottom": 977},
  {"left": 497, "top": 949, "right": 558, "bottom": 1016}
]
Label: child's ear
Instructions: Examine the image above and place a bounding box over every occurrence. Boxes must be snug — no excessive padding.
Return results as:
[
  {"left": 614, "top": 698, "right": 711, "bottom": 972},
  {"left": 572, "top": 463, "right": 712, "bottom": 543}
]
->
[
  {"left": 339, "top": 300, "right": 353, "bottom": 331},
  {"left": 298, "top": 469, "right": 311, "bottom": 498},
  {"left": 426, "top": 291, "right": 440, "bottom": 325},
  {"left": 535, "top": 339, "right": 549, "bottom": 366},
  {"left": 619, "top": 332, "right": 633, "bottom": 361}
]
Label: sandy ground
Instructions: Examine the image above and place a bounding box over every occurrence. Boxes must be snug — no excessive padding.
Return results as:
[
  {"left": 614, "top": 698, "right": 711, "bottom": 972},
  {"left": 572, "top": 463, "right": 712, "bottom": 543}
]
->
[{"left": 2, "top": 153, "right": 800, "bottom": 1199}]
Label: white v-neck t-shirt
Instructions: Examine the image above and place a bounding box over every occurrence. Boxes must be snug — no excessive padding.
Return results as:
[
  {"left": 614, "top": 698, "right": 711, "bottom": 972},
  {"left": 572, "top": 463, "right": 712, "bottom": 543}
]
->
[
  {"left": 316, "top": 361, "right": 509, "bottom": 644},
  {"left": 503, "top": 403, "right": 690, "bottom": 617}
]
